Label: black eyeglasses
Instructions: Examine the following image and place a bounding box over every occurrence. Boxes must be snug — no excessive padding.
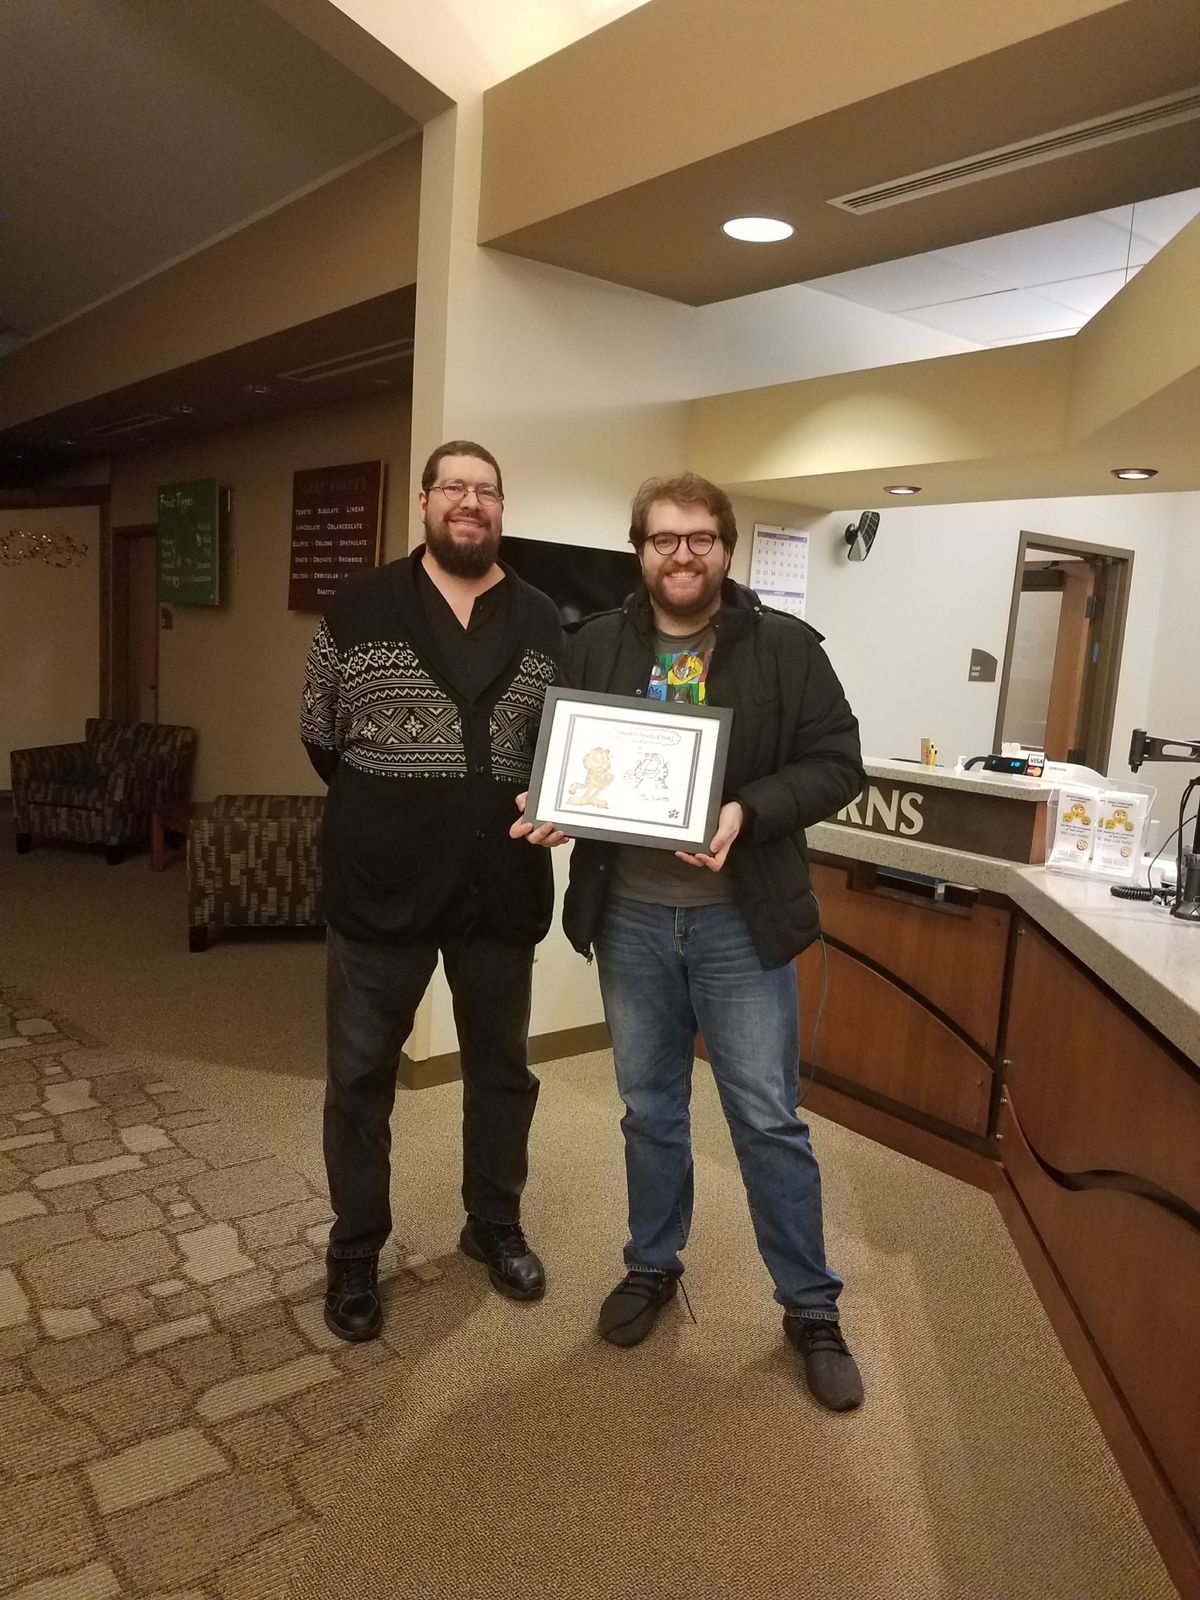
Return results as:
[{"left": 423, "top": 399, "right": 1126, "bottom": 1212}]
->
[
  {"left": 432, "top": 480, "right": 503, "bottom": 506},
  {"left": 646, "top": 531, "right": 719, "bottom": 556}
]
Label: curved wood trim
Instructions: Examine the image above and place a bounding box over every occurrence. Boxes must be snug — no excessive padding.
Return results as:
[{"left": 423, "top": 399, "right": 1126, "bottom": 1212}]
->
[
  {"left": 1004, "top": 1088, "right": 1200, "bottom": 1235},
  {"left": 810, "top": 859, "right": 1009, "bottom": 1053},
  {"left": 796, "top": 942, "right": 992, "bottom": 1134},
  {"left": 1001, "top": 1099, "right": 1200, "bottom": 1541},
  {"left": 1005, "top": 922, "right": 1200, "bottom": 1212}
]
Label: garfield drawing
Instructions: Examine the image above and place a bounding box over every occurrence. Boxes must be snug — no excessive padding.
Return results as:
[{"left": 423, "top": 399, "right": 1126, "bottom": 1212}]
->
[{"left": 565, "top": 746, "right": 614, "bottom": 808}]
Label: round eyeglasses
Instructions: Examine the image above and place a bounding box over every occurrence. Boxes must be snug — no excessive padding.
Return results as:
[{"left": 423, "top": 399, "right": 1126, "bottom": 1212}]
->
[
  {"left": 432, "top": 480, "right": 503, "bottom": 506},
  {"left": 647, "top": 531, "right": 719, "bottom": 556}
]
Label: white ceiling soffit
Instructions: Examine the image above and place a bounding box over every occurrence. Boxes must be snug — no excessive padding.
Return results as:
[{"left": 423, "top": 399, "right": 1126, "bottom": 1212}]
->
[
  {"left": 809, "top": 187, "right": 1200, "bottom": 349},
  {"left": 0, "top": 0, "right": 417, "bottom": 340},
  {"left": 830, "top": 88, "right": 1200, "bottom": 213}
]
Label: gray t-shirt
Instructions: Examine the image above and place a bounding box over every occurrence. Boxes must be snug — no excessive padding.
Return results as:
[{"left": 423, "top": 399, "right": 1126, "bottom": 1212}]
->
[{"left": 609, "top": 622, "right": 734, "bottom": 908}]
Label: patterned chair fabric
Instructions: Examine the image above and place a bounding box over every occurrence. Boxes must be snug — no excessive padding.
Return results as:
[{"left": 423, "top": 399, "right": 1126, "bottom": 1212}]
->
[
  {"left": 11, "top": 719, "right": 195, "bottom": 852},
  {"left": 187, "top": 793, "right": 325, "bottom": 947}
]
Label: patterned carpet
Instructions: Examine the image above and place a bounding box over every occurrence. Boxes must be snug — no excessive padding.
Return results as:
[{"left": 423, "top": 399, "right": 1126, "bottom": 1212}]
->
[{"left": 0, "top": 986, "right": 440, "bottom": 1600}]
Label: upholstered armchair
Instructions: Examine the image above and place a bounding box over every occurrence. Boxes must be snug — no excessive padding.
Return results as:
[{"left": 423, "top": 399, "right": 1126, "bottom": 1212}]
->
[
  {"left": 187, "top": 794, "right": 325, "bottom": 950},
  {"left": 11, "top": 718, "right": 196, "bottom": 864}
]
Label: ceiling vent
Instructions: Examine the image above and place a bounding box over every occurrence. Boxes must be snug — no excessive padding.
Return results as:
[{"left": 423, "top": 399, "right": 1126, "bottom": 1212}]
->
[
  {"left": 830, "top": 87, "right": 1200, "bottom": 214},
  {"left": 277, "top": 337, "right": 415, "bottom": 384},
  {"left": 86, "top": 413, "right": 172, "bottom": 439}
]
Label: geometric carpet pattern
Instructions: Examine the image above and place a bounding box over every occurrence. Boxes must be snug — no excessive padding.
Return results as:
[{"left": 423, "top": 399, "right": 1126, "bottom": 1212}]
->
[{"left": 0, "top": 986, "right": 439, "bottom": 1600}]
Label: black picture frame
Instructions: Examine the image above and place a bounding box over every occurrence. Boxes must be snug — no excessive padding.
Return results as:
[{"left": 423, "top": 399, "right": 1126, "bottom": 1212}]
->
[{"left": 528, "top": 687, "right": 732, "bottom": 852}]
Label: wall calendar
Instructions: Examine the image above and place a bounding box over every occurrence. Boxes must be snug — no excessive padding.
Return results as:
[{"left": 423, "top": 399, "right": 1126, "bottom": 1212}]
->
[{"left": 749, "top": 524, "right": 809, "bottom": 619}]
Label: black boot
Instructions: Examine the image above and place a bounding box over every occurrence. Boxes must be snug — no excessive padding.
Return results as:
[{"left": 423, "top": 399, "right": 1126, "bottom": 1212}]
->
[
  {"left": 784, "top": 1315, "right": 863, "bottom": 1411},
  {"left": 598, "top": 1268, "right": 678, "bottom": 1347},
  {"left": 324, "top": 1254, "right": 382, "bottom": 1342},
  {"left": 459, "top": 1216, "right": 545, "bottom": 1301}
]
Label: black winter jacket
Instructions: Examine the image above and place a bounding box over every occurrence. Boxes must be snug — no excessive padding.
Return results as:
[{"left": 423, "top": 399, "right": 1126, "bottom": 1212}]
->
[
  {"left": 562, "top": 581, "right": 865, "bottom": 969},
  {"left": 301, "top": 548, "right": 563, "bottom": 946}
]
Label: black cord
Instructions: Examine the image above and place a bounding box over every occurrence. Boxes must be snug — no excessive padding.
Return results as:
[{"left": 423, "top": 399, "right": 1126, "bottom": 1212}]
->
[
  {"left": 1111, "top": 803, "right": 1198, "bottom": 905},
  {"left": 1175, "top": 779, "right": 1200, "bottom": 913}
]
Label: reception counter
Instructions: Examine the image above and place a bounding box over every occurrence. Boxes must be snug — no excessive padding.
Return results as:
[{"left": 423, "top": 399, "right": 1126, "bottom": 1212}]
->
[{"left": 800, "top": 805, "right": 1200, "bottom": 1599}]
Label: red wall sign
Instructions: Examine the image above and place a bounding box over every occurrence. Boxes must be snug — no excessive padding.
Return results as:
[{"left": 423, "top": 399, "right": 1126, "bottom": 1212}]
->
[{"left": 288, "top": 460, "right": 385, "bottom": 610}]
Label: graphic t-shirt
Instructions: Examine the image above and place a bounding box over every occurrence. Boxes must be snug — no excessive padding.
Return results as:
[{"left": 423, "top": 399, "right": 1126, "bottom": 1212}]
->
[
  {"left": 647, "top": 633, "right": 713, "bottom": 704},
  {"left": 610, "top": 622, "right": 733, "bottom": 908}
]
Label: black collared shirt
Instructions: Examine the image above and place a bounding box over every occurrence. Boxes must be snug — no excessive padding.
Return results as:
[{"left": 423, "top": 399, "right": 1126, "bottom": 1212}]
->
[{"left": 415, "top": 561, "right": 517, "bottom": 704}]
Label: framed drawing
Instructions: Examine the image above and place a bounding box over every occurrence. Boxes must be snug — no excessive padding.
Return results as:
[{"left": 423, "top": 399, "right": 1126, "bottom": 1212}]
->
[{"left": 528, "top": 687, "right": 732, "bottom": 852}]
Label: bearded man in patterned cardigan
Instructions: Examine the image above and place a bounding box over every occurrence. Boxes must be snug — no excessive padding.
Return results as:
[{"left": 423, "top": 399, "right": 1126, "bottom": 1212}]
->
[{"left": 302, "top": 441, "right": 562, "bottom": 1341}]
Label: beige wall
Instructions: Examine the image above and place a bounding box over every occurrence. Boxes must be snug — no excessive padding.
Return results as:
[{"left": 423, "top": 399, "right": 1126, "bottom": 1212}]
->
[
  {"left": 108, "top": 394, "right": 411, "bottom": 800},
  {"left": 1146, "top": 492, "right": 1200, "bottom": 841},
  {"left": 1, "top": 506, "right": 101, "bottom": 788}
]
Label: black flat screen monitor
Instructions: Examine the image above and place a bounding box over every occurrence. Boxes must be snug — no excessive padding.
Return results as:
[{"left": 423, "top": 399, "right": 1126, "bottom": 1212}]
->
[{"left": 502, "top": 535, "right": 638, "bottom": 625}]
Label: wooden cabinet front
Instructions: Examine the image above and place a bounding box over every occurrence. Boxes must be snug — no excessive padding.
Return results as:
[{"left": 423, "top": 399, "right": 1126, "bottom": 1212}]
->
[
  {"left": 797, "top": 858, "right": 1009, "bottom": 1139},
  {"left": 1004, "top": 921, "right": 1200, "bottom": 1211},
  {"left": 1002, "top": 920, "right": 1200, "bottom": 1546}
]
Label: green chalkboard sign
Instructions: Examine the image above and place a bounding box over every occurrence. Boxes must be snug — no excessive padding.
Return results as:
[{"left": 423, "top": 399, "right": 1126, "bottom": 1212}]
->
[{"left": 158, "top": 479, "right": 222, "bottom": 605}]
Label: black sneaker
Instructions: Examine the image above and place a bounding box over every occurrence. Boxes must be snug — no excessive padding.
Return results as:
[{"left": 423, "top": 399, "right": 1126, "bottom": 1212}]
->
[
  {"left": 459, "top": 1216, "right": 546, "bottom": 1301},
  {"left": 323, "top": 1254, "right": 382, "bottom": 1343},
  {"left": 598, "top": 1268, "right": 678, "bottom": 1348},
  {"left": 784, "top": 1315, "right": 863, "bottom": 1411}
]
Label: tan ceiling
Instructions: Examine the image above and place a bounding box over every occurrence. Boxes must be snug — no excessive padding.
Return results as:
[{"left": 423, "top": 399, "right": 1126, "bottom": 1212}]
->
[
  {"left": 0, "top": 289, "right": 416, "bottom": 485},
  {"left": 0, "top": 0, "right": 419, "bottom": 339},
  {"left": 480, "top": 0, "right": 1200, "bottom": 305}
]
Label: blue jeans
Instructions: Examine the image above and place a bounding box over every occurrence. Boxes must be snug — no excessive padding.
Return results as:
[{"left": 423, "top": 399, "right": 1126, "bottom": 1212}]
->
[{"left": 594, "top": 896, "right": 842, "bottom": 1321}]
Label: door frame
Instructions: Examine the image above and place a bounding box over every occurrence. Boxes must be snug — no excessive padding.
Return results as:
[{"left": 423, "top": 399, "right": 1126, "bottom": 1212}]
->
[
  {"left": 105, "top": 522, "right": 159, "bottom": 721},
  {"left": 993, "top": 530, "right": 1134, "bottom": 774}
]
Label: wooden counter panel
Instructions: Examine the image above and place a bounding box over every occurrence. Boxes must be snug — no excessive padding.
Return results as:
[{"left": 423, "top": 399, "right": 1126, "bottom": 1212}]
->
[
  {"left": 1006, "top": 922, "right": 1200, "bottom": 1213},
  {"left": 1000, "top": 1097, "right": 1200, "bottom": 1540},
  {"left": 810, "top": 859, "right": 1009, "bottom": 1053},
  {"left": 796, "top": 941, "right": 991, "bottom": 1135}
]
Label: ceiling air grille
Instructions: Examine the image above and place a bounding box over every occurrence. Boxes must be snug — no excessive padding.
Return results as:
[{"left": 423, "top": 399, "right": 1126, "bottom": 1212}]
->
[
  {"left": 86, "top": 413, "right": 172, "bottom": 439},
  {"left": 830, "top": 87, "right": 1200, "bottom": 214},
  {"left": 277, "top": 338, "right": 414, "bottom": 383}
]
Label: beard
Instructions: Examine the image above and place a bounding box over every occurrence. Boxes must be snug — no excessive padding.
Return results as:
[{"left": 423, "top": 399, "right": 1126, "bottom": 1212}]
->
[
  {"left": 646, "top": 560, "right": 727, "bottom": 623},
  {"left": 424, "top": 511, "right": 503, "bottom": 579}
]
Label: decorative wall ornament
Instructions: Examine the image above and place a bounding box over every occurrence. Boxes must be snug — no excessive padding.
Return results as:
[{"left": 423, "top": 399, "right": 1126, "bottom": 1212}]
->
[{"left": 1, "top": 526, "right": 89, "bottom": 567}]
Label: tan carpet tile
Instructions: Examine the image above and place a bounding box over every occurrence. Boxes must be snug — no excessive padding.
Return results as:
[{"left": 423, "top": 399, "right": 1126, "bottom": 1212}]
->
[{"left": 0, "top": 822, "right": 1180, "bottom": 1600}]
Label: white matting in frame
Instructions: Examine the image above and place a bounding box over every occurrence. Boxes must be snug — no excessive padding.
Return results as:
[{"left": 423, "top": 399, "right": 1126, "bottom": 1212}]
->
[{"left": 528, "top": 687, "right": 732, "bottom": 852}]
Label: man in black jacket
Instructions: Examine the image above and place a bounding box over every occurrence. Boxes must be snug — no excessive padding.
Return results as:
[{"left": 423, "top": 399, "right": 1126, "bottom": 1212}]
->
[
  {"left": 303, "top": 440, "right": 563, "bottom": 1341},
  {"left": 514, "top": 473, "right": 867, "bottom": 1410}
]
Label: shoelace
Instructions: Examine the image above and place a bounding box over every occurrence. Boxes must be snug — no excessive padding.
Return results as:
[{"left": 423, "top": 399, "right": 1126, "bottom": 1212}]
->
[
  {"left": 475, "top": 1222, "right": 530, "bottom": 1260},
  {"left": 620, "top": 1270, "right": 698, "bottom": 1325},
  {"left": 339, "top": 1259, "right": 378, "bottom": 1296},
  {"left": 798, "top": 1320, "right": 847, "bottom": 1355}
]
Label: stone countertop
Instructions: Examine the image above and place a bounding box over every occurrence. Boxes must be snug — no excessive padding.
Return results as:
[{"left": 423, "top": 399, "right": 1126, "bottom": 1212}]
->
[
  {"left": 806, "top": 820, "right": 1200, "bottom": 1067},
  {"left": 863, "top": 758, "right": 1055, "bottom": 803}
]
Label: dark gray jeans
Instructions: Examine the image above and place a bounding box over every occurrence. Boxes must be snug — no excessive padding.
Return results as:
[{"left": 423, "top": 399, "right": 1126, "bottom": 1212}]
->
[{"left": 324, "top": 924, "right": 539, "bottom": 1260}]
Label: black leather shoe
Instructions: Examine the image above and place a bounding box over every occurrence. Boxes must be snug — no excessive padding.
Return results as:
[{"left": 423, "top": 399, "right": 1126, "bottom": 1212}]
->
[
  {"left": 784, "top": 1315, "right": 863, "bottom": 1411},
  {"left": 598, "top": 1268, "right": 678, "bottom": 1348},
  {"left": 459, "top": 1216, "right": 545, "bottom": 1301},
  {"left": 323, "top": 1254, "right": 382, "bottom": 1342}
]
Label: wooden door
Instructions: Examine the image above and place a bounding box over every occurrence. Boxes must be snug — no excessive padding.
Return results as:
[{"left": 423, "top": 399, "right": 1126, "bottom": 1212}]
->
[{"left": 111, "top": 525, "right": 159, "bottom": 723}]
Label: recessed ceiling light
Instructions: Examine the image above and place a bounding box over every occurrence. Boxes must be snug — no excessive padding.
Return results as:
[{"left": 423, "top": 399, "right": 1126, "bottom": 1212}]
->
[
  {"left": 1110, "top": 466, "right": 1157, "bottom": 481},
  {"left": 722, "top": 216, "right": 794, "bottom": 243},
  {"left": 171, "top": 403, "right": 197, "bottom": 415},
  {"left": 884, "top": 484, "right": 921, "bottom": 495},
  {"left": 241, "top": 383, "right": 273, "bottom": 396}
]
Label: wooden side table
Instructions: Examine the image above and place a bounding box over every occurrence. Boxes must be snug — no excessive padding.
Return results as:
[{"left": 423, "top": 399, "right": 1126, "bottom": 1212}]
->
[{"left": 151, "top": 800, "right": 201, "bottom": 870}]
